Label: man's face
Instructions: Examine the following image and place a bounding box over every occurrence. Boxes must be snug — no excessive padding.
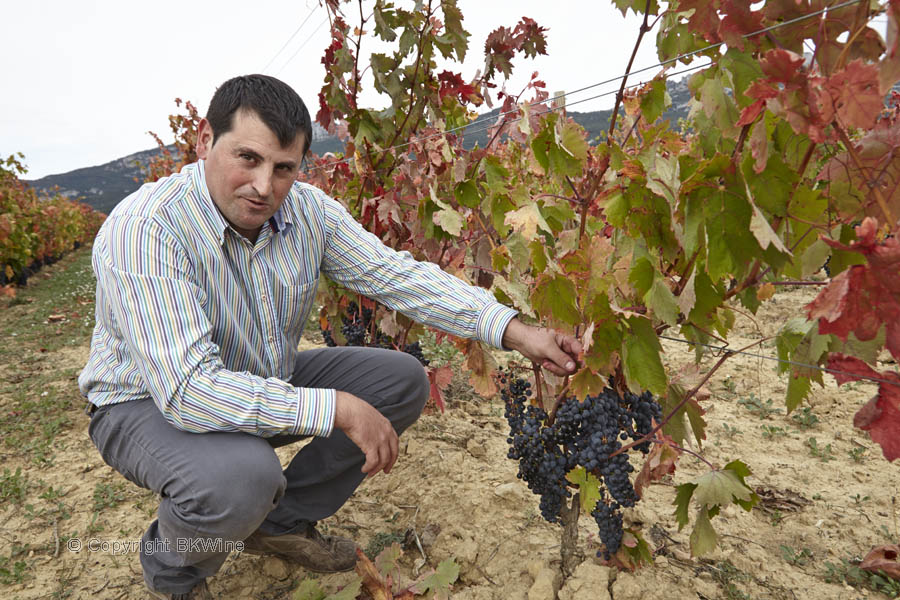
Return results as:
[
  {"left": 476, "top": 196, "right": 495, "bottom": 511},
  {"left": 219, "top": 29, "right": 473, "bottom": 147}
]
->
[{"left": 196, "top": 110, "right": 305, "bottom": 242}]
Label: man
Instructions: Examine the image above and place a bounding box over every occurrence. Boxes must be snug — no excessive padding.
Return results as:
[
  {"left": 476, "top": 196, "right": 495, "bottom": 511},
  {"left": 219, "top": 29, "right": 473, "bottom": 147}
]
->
[{"left": 79, "top": 74, "right": 581, "bottom": 600}]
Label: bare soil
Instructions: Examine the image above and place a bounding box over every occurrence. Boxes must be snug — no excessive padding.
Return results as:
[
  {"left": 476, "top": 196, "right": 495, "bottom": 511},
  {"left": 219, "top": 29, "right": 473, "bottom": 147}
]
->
[{"left": 1, "top": 262, "right": 898, "bottom": 599}]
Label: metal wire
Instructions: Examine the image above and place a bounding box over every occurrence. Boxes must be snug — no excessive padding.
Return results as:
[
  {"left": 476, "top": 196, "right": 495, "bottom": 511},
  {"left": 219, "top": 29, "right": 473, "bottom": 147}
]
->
[
  {"left": 275, "top": 15, "right": 331, "bottom": 78},
  {"left": 304, "top": 0, "right": 867, "bottom": 172},
  {"left": 657, "top": 334, "right": 900, "bottom": 389},
  {"left": 262, "top": 5, "right": 321, "bottom": 73}
]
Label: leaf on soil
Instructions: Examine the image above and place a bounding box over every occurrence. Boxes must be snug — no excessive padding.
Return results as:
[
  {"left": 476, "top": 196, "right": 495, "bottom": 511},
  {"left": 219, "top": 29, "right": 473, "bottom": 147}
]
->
[
  {"left": 325, "top": 579, "right": 362, "bottom": 600},
  {"left": 354, "top": 548, "right": 392, "bottom": 600},
  {"left": 293, "top": 579, "right": 327, "bottom": 600},
  {"left": 410, "top": 558, "right": 460, "bottom": 600},
  {"left": 860, "top": 545, "right": 900, "bottom": 580},
  {"left": 753, "top": 485, "right": 811, "bottom": 515}
]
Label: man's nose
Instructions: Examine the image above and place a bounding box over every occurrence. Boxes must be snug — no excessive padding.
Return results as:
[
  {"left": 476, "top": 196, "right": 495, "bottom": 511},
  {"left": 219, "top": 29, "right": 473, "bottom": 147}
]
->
[{"left": 251, "top": 168, "right": 273, "bottom": 198}]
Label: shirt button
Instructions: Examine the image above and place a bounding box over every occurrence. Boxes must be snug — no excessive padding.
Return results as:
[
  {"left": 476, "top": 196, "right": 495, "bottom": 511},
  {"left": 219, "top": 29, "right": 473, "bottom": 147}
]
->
[
  {"left": 268, "top": 336, "right": 274, "bottom": 343},
  {"left": 261, "top": 294, "right": 267, "bottom": 301}
]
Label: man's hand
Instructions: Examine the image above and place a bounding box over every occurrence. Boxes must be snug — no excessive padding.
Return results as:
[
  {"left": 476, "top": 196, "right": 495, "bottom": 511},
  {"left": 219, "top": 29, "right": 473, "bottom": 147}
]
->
[
  {"left": 501, "top": 318, "right": 583, "bottom": 376},
  {"left": 333, "top": 391, "right": 399, "bottom": 477}
]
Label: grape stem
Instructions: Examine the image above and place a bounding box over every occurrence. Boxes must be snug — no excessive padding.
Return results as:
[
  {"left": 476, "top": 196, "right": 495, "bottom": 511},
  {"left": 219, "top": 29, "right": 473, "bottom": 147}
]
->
[
  {"left": 608, "top": 337, "right": 769, "bottom": 460},
  {"left": 531, "top": 361, "right": 545, "bottom": 412},
  {"left": 647, "top": 438, "right": 714, "bottom": 469}
]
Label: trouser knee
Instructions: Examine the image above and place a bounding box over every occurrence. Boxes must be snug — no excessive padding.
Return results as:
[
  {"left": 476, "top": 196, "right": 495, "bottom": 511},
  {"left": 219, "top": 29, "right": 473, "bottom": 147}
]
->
[
  {"left": 164, "top": 444, "right": 286, "bottom": 542},
  {"left": 388, "top": 351, "right": 429, "bottom": 433}
]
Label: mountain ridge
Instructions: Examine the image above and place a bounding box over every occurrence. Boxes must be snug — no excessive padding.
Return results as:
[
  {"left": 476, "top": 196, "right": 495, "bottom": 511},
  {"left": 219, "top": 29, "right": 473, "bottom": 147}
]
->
[{"left": 27, "top": 79, "right": 691, "bottom": 215}]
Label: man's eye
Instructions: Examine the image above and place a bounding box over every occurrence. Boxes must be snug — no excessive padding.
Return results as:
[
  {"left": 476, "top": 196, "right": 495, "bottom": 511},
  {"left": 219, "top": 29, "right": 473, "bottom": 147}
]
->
[{"left": 240, "top": 154, "right": 256, "bottom": 162}]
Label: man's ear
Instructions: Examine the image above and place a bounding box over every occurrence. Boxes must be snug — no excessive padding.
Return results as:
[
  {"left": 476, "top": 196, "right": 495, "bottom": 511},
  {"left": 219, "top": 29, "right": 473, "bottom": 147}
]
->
[{"left": 196, "top": 118, "right": 214, "bottom": 160}]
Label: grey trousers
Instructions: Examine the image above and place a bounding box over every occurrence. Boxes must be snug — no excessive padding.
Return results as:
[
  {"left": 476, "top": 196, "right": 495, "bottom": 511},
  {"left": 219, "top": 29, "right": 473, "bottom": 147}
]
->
[{"left": 87, "top": 346, "right": 429, "bottom": 595}]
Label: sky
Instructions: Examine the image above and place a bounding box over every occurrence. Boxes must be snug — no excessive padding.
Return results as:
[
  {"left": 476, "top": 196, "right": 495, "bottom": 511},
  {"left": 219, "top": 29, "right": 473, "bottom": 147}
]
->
[{"left": 1, "top": 1, "right": 663, "bottom": 180}]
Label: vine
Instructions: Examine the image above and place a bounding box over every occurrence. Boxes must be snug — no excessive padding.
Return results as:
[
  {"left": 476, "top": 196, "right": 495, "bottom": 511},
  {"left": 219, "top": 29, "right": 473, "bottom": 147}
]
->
[{"left": 149, "top": 0, "right": 900, "bottom": 579}]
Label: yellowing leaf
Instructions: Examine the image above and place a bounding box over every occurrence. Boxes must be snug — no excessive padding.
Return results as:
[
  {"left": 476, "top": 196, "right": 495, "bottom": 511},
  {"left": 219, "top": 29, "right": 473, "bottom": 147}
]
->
[
  {"left": 757, "top": 282, "right": 775, "bottom": 301},
  {"left": 566, "top": 466, "right": 604, "bottom": 512},
  {"left": 504, "top": 204, "right": 551, "bottom": 241}
]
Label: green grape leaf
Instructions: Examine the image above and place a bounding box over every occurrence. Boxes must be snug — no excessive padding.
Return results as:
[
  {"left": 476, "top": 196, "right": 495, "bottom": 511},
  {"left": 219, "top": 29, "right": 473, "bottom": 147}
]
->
[
  {"left": 454, "top": 180, "right": 480, "bottom": 209},
  {"left": 411, "top": 558, "right": 460, "bottom": 600},
  {"left": 684, "top": 397, "right": 707, "bottom": 447},
  {"left": 800, "top": 239, "right": 831, "bottom": 279},
  {"left": 623, "top": 317, "right": 667, "bottom": 397},
  {"left": 494, "top": 275, "right": 535, "bottom": 318},
  {"left": 325, "top": 579, "right": 362, "bottom": 600},
  {"left": 786, "top": 372, "right": 813, "bottom": 413},
  {"left": 566, "top": 466, "right": 604, "bottom": 512},
  {"left": 640, "top": 78, "right": 670, "bottom": 124},
  {"left": 293, "top": 579, "right": 327, "bottom": 600},
  {"left": 673, "top": 482, "right": 697, "bottom": 530},
  {"left": 723, "top": 460, "right": 760, "bottom": 511},
  {"left": 692, "top": 469, "right": 753, "bottom": 509},
  {"left": 690, "top": 507, "right": 718, "bottom": 557},
  {"left": 532, "top": 274, "right": 581, "bottom": 326},
  {"left": 645, "top": 277, "right": 680, "bottom": 326}
]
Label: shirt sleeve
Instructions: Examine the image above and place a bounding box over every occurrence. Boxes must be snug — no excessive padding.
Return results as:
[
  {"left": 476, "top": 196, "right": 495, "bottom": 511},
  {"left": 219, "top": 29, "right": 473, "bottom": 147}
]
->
[
  {"left": 95, "top": 214, "right": 334, "bottom": 437},
  {"left": 318, "top": 192, "right": 518, "bottom": 347}
]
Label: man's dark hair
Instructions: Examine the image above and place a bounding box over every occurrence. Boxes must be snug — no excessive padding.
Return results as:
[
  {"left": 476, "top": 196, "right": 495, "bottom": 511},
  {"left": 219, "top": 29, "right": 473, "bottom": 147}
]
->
[{"left": 207, "top": 74, "right": 313, "bottom": 155}]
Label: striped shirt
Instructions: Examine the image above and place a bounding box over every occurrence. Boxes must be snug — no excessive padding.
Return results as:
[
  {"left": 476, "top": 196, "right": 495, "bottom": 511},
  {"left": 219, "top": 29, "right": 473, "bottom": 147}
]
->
[{"left": 78, "top": 160, "right": 517, "bottom": 438}]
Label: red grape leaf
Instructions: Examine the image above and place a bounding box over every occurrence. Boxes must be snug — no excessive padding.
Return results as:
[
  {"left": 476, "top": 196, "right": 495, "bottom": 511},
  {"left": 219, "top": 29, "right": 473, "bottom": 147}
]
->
[
  {"left": 860, "top": 545, "right": 900, "bottom": 580},
  {"left": 427, "top": 366, "right": 453, "bottom": 413},
  {"left": 826, "top": 354, "right": 881, "bottom": 386},
  {"left": 856, "top": 380, "right": 900, "bottom": 462},
  {"left": 460, "top": 340, "right": 497, "bottom": 397},
  {"left": 827, "top": 354, "right": 900, "bottom": 461},
  {"left": 634, "top": 432, "right": 681, "bottom": 499},
  {"left": 437, "top": 70, "right": 480, "bottom": 104},
  {"left": 759, "top": 49, "right": 805, "bottom": 84},
  {"left": 826, "top": 59, "right": 883, "bottom": 131},
  {"left": 718, "top": 0, "right": 764, "bottom": 51},
  {"left": 736, "top": 99, "right": 767, "bottom": 127},
  {"left": 677, "top": 0, "right": 722, "bottom": 43}
]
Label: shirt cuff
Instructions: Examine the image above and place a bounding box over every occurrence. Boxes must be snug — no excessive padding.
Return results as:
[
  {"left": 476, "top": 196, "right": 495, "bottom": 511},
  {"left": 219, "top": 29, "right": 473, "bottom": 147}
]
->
[
  {"left": 476, "top": 303, "right": 518, "bottom": 350},
  {"left": 294, "top": 388, "right": 336, "bottom": 437}
]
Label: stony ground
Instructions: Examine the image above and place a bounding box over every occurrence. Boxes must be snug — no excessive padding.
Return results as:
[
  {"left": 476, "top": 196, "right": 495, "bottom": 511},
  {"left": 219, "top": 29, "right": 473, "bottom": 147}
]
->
[{"left": 1, "top": 245, "right": 898, "bottom": 600}]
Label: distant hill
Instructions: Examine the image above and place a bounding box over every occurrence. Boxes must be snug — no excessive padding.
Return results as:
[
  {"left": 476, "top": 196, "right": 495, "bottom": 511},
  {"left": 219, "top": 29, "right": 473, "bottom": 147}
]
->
[{"left": 26, "top": 79, "right": 691, "bottom": 215}]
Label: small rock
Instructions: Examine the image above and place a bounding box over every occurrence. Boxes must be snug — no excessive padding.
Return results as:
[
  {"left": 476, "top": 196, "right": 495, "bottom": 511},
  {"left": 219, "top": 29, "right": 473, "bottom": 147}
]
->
[
  {"left": 466, "top": 438, "right": 487, "bottom": 459},
  {"left": 558, "top": 562, "right": 611, "bottom": 600},
  {"left": 494, "top": 482, "right": 528, "bottom": 503},
  {"left": 261, "top": 557, "right": 289, "bottom": 580},
  {"left": 655, "top": 556, "right": 669, "bottom": 568},
  {"left": 405, "top": 436, "right": 422, "bottom": 456},
  {"left": 528, "top": 566, "right": 561, "bottom": 600}
]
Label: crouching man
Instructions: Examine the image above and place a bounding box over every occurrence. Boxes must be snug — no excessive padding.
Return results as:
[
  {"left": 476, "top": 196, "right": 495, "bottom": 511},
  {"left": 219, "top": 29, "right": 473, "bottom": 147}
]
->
[{"left": 78, "top": 74, "right": 580, "bottom": 599}]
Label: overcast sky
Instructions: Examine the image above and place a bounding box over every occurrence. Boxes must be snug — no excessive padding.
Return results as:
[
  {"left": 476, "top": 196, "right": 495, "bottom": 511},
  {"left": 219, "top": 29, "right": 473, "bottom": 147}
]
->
[{"left": 2, "top": 1, "right": 664, "bottom": 179}]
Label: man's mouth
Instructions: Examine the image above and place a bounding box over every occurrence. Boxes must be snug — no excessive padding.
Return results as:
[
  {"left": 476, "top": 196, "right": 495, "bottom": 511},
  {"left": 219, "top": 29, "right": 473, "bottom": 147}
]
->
[{"left": 242, "top": 197, "right": 267, "bottom": 209}]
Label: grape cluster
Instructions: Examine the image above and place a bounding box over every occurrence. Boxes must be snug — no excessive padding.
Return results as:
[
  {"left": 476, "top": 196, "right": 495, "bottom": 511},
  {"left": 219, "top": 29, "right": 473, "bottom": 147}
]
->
[
  {"left": 499, "top": 369, "right": 661, "bottom": 560},
  {"left": 321, "top": 301, "right": 430, "bottom": 366}
]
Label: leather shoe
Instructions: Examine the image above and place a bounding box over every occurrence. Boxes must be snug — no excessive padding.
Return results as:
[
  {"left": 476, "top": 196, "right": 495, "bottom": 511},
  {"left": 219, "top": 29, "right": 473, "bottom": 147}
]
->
[
  {"left": 242, "top": 523, "right": 358, "bottom": 573},
  {"left": 146, "top": 579, "right": 212, "bottom": 599}
]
